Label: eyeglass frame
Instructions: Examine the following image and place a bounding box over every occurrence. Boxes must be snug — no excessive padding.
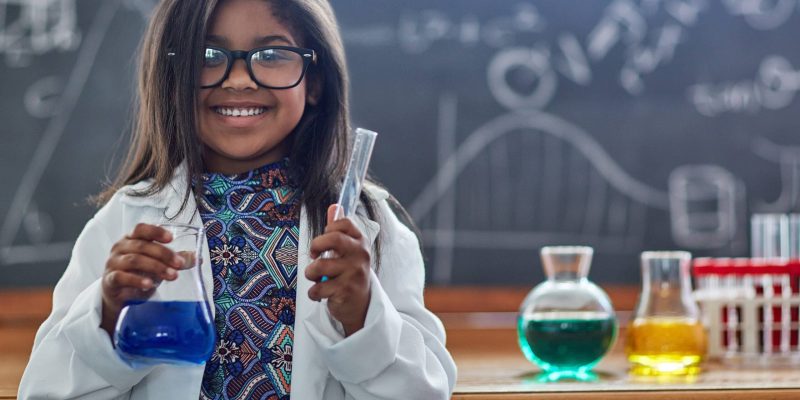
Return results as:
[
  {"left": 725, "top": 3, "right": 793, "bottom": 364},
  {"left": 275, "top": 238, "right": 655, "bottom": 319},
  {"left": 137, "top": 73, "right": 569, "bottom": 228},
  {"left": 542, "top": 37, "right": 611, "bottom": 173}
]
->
[{"left": 194, "top": 45, "right": 317, "bottom": 89}]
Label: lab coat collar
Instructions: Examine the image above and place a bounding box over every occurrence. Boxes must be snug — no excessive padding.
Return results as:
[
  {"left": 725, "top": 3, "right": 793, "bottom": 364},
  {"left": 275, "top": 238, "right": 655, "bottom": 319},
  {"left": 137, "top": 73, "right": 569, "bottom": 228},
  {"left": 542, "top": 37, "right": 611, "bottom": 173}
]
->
[
  {"left": 117, "top": 162, "right": 191, "bottom": 218},
  {"left": 117, "top": 161, "right": 390, "bottom": 215}
]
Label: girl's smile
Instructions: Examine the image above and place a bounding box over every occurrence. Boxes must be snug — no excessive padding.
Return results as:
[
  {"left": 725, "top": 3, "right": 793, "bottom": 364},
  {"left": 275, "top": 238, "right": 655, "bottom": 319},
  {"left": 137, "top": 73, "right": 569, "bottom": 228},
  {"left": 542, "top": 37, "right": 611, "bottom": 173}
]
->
[{"left": 210, "top": 101, "right": 270, "bottom": 128}]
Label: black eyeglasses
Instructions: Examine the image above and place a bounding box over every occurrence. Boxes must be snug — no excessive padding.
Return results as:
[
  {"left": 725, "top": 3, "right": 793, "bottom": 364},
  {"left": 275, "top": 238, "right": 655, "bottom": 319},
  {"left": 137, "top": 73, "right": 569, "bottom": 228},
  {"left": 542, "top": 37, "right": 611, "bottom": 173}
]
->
[{"left": 199, "top": 45, "right": 316, "bottom": 89}]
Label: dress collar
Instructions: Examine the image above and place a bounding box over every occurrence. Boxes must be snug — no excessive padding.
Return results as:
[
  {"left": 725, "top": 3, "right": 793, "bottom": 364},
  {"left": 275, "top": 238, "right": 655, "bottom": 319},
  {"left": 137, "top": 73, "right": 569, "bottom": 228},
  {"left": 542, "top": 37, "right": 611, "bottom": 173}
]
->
[{"left": 200, "top": 158, "right": 295, "bottom": 192}]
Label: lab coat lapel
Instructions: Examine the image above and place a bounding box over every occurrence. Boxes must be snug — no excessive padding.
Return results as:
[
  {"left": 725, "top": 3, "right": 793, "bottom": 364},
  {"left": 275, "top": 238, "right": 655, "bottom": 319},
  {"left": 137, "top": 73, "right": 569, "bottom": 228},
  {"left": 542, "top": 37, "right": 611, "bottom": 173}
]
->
[
  {"left": 156, "top": 168, "right": 216, "bottom": 316},
  {"left": 291, "top": 205, "right": 327, "bottom": 399},
  {"left": 291, "top": 206, "right": 380, "bottom": 399}
]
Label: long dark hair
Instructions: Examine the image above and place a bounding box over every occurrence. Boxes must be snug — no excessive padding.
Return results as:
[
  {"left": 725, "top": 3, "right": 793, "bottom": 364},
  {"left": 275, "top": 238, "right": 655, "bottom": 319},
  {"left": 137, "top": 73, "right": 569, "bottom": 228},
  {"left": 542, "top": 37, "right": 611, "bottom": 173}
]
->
[{"left": 98, "top": 0, "right": 397, "bottom": 261}]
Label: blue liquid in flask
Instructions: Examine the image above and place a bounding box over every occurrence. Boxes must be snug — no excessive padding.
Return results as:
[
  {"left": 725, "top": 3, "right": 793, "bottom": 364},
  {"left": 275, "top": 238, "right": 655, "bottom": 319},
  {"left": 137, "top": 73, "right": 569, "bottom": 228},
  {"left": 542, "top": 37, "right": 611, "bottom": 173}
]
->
[{"left": 115, "top": 301, "right": 215, "bottom": 366}]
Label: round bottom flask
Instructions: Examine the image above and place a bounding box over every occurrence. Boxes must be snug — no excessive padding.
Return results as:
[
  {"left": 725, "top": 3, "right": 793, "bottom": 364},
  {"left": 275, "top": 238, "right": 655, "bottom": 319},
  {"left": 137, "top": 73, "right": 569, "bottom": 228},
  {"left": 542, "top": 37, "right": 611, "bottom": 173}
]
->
[{"left": 517, "top": 246, "right": 618, "bottom": 380}]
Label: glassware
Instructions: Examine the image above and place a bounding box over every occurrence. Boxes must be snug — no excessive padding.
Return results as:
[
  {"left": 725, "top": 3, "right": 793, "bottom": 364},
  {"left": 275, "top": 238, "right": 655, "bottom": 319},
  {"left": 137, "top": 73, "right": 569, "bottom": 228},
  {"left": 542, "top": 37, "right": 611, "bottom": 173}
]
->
[
  {"left": 517, "top": 246, "right": 618, "bottom": 380},
  {"left": 626, "top": 251, "right": 707, "bottom": 376},
  {"left": 114, "top": 223, "right": 215, "bottom": 367},
  {"left": 749, "top": 213, "right": 794, "bottom": 357},
  {"left": 321, "top": 128, "right": 377, "bottom": 280},
  {"left": 751, "top": 213, "right": 789, "bottom": 259}
]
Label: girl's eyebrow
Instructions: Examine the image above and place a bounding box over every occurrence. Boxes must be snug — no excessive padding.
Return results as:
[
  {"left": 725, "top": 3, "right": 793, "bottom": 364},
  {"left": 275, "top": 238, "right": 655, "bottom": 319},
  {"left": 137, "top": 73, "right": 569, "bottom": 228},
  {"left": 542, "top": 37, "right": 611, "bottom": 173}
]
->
[
  {"left": 253, "top": 35, "right": 293, "bottom": 46},
  {"left": 205, "top": 34, "right": 227, "bottom": 45}
]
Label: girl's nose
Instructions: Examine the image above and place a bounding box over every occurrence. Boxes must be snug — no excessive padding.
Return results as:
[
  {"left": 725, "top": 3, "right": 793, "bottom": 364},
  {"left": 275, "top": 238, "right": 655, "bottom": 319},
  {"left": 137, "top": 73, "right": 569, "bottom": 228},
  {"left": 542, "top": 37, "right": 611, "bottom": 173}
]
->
[{"left": 221, "top": 58, "right": 257, "bottom": 90}]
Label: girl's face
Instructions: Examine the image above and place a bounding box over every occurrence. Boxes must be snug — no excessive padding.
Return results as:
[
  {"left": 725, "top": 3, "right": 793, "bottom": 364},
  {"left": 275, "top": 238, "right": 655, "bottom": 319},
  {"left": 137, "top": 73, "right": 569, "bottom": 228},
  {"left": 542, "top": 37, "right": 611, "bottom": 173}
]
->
[{"left": 198, "top": 0, "right": 310, "bottom": 174}]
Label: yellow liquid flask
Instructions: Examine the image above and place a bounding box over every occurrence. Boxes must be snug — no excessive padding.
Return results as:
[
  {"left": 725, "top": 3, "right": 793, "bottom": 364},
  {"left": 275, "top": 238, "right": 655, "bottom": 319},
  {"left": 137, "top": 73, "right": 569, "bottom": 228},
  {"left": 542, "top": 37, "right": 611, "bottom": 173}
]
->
[{"left": 627, "top": 251, "right": 707, "bottom": 376}]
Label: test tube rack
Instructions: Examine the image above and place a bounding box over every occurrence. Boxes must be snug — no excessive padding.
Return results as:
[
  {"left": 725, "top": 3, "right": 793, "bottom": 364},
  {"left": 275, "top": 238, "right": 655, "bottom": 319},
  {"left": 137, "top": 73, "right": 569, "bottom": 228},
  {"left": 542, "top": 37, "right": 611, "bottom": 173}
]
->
[{"left": 693, "top": 258, "right": 800, "bottom": 363}]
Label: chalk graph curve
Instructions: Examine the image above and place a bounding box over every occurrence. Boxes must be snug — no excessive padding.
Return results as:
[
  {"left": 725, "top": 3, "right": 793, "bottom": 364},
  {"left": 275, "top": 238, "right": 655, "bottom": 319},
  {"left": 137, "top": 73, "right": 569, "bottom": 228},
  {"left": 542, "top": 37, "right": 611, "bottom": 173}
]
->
[{"left": 408, "top": 109, "right": 670, "bottom": 225}]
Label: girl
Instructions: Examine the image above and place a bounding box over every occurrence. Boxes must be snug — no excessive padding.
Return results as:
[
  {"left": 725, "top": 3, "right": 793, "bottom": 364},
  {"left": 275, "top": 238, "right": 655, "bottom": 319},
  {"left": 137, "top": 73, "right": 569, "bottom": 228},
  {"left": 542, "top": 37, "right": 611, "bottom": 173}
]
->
[{"left": 18, "top": 0, "right": 456, "bottom": 399}]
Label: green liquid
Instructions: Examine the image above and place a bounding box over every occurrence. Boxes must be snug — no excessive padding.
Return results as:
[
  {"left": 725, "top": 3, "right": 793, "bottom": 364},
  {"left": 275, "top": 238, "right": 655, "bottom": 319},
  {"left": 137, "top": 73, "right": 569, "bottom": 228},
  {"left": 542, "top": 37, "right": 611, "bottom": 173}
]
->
[{"left": 517, "top": 311, "right": 617, "bottom": 373}]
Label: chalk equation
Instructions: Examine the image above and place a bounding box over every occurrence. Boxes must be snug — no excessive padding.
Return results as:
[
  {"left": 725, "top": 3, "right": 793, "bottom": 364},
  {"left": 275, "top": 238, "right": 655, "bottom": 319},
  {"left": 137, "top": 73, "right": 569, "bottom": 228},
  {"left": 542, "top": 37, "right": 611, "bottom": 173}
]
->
[
  {"left": 688, "top": 55, "right": 800, "bottom": 117},
  {"left": 0, "top": 0, "right": 81, "bottom": 67}
]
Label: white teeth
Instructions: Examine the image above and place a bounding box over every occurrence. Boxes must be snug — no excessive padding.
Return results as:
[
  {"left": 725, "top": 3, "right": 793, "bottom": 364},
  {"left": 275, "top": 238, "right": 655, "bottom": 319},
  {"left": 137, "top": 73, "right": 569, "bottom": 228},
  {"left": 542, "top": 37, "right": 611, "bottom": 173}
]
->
[{"left": 214, "top": 107, "right": 267, "bottom": 117}]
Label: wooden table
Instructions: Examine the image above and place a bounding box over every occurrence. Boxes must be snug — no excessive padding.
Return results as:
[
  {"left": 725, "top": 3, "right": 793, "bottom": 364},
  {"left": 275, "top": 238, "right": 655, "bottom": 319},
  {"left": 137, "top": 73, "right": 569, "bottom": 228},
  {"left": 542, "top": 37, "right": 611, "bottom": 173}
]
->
[
  {"left": 446, "top": 312, "right": 800, "bottom": 399},
  {"left": 0, "top": 289, "right": 48, "bottom": 400},
  {"left": 0, "top": 325, "right": 34, "bottom": 399}
]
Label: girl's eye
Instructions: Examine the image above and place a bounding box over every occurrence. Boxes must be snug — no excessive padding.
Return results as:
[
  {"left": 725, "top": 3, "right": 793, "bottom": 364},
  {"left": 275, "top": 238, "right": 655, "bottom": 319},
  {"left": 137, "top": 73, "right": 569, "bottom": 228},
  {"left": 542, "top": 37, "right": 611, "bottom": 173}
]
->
[
  {"left": 252, "top": 49, "right": 293, "bottom": 65},
  {"left": 204, "top": 48, "right": 227, "bottom": 68}
]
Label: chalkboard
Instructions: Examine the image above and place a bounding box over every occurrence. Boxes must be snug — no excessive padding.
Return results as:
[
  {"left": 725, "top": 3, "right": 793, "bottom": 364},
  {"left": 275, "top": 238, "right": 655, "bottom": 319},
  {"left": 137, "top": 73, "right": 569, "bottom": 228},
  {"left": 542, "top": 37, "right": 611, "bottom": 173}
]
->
[{"left": 3, "top": 0, "right": 800, "bottom": 287}]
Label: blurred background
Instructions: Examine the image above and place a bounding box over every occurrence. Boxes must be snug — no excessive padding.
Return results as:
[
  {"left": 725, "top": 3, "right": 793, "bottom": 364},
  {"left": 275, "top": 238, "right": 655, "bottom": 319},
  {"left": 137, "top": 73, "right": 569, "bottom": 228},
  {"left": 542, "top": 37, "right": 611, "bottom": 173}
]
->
[{"left": 3, "top": 0, "right": 800, "bottom": 288}]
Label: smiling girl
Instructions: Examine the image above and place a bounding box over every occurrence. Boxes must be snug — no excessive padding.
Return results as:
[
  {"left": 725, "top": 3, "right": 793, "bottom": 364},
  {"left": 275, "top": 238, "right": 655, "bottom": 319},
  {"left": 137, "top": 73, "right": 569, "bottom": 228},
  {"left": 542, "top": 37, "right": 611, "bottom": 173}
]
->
[{"left": 19, "top": 1, "right": 456, "bottom": 399}]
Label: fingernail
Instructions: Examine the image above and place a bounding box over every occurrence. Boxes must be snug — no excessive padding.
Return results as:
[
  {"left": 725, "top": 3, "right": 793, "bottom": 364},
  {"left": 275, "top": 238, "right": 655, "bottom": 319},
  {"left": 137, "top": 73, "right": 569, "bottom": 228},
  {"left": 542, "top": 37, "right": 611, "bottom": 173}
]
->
[
  {"left": 173, "top": 255, "right": 183, "bottom": 267},
  {"left": 142, "top": 278, "right": 153, "bottom": 288},
  {"left": 166, "top": 268, "right": 177, "bottom": 278}
]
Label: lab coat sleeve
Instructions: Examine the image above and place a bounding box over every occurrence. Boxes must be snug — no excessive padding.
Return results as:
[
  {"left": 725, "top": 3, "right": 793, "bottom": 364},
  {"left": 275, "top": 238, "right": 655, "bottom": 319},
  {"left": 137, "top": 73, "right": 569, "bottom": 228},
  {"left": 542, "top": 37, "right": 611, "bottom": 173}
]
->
[
  {"left": 304, "top": 198, "right": 457, "bottom": 399},
  {"left": 19, "top": 196, "right": 154, "bottom": 399}
]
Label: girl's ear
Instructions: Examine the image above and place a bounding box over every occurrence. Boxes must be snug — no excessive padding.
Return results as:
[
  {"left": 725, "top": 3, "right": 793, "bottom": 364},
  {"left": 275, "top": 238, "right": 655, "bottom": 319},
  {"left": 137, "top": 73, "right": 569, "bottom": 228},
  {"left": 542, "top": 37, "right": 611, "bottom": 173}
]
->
[{"left": 306, "top": 73, "right": 322, "bottom": 106}]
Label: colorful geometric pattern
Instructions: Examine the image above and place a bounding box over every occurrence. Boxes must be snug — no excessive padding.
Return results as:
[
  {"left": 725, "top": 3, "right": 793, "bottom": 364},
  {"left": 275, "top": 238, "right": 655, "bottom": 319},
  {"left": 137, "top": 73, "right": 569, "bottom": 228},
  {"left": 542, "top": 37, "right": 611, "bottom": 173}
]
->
[{"left": 197, "top": 159, "right": 300, "bottom": 400}]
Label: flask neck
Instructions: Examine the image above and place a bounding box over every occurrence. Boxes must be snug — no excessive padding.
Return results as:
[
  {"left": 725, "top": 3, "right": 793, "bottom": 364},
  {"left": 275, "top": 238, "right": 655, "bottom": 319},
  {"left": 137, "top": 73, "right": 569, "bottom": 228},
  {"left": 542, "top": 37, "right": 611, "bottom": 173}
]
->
[
  {"left": 636, "top": 252, "right": 698, "bottom": 318},
  {"left": 541, "top": 246, "right": 593, "bottom": 282},
  {"left": 640, "top": 278, "right": 694, "bottom": 303},
  {"left": 548, "top": 272, "right": 586, "bottom": 282},
  {"left": 642, "top": 259, "right": 692, "bottom": 295}
]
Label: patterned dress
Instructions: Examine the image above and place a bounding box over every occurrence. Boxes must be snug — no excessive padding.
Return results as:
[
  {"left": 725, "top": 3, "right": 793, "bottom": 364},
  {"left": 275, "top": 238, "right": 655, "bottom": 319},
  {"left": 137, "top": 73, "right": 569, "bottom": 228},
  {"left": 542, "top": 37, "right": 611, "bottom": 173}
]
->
[{"left": 198, "top": 159, "right": 301, "bottom": 400}]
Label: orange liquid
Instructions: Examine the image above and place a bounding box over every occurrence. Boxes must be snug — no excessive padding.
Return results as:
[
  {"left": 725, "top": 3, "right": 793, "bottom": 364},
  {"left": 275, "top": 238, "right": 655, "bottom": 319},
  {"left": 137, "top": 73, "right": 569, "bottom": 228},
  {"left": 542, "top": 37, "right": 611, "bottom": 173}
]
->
[{"left": 626, "top": 317, "right": 707, "bottom": 376}]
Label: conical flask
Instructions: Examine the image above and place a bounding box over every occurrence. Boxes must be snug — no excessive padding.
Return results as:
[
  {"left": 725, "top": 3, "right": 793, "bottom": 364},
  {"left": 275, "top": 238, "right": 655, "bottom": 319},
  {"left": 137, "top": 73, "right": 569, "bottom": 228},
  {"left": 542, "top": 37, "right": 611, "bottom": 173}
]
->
[
  {"left": 626, "top": 251, "right": 707, "bottom": 376},
  {"left": 517, "top": 246, "right": 618, "bottom": 379},
  {"left": 114, "top": 223, "right": 215, "bottom": 366}
]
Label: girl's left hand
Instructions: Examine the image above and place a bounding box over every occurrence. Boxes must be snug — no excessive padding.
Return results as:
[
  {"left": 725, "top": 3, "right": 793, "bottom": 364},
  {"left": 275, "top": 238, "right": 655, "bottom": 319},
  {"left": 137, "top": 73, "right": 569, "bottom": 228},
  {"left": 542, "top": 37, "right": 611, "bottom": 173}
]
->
[{"left": 305, "top": 205, "right": 371, "bottom": 336}]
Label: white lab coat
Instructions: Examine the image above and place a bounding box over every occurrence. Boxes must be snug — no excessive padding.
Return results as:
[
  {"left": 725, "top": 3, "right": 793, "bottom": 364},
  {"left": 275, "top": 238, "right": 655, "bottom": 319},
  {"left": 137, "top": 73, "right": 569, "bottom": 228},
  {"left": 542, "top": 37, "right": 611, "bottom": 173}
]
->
[{"left": 18, "top": 164, "right": 456, "bottom": 400}]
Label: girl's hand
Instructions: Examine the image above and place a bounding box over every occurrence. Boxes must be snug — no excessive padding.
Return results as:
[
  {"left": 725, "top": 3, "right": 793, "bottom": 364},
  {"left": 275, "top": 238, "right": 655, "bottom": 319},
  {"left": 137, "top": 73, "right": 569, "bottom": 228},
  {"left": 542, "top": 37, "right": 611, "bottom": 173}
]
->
[
  {"left": 306, "top": 205, "right": 371, "bottom": 336},
  {"left": 100, "top": 223, "right": 183, "bottom": 336}
]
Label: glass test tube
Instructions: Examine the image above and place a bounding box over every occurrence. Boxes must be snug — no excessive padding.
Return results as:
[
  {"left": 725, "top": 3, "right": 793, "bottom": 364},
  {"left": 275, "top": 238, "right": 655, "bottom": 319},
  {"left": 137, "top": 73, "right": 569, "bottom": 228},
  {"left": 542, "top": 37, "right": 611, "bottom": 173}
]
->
[
  {"left": 752, "top": 214, "right": 782, "bottom": 355},
  {"left": 320, "top": 128, "right": 378, "bottom": 278}
]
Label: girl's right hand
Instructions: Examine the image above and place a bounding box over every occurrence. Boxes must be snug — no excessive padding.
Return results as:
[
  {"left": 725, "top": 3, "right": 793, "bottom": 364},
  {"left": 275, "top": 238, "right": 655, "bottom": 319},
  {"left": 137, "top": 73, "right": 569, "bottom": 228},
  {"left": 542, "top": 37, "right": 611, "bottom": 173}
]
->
[{"left": 100, "top": 223, "right": 183, "bottom": 336}]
